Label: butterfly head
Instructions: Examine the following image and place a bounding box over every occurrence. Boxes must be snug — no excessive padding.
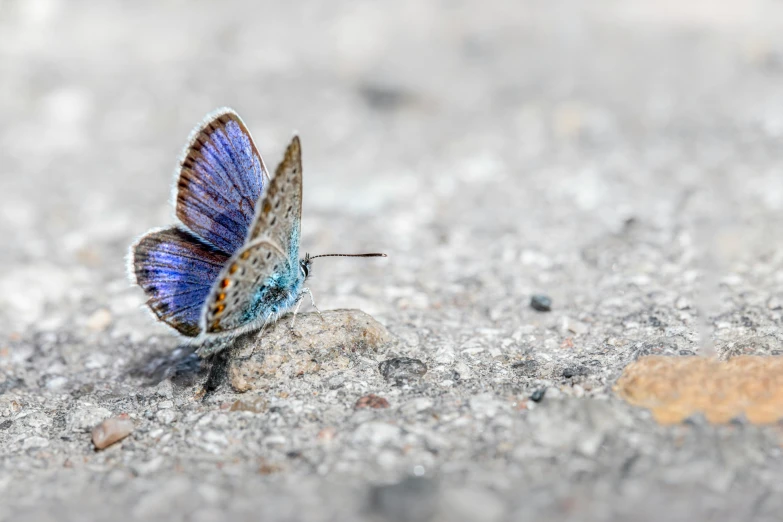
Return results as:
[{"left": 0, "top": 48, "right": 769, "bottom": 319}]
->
[
  {"left": 299, "top": 251, "right": 387, "bottom": 281},
  {"left": 299, "top": 253, "right": 313, "bottom": 280}
]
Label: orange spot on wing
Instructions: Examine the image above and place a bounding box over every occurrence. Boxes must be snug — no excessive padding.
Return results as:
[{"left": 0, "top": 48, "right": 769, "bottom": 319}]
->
[
  {"left": 229, "top": 264, "right": 238, "bottom": 274},
  {"left": 221, "top": 278, "right": 231, "bottom": 288},
  {"left": 241, "top": 251, "right": 251, "bottom": 260}
]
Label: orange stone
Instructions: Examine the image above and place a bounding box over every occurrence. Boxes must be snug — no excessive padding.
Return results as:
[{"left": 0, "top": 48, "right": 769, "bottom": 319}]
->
[{"left": 614, "top": 356, "right": 783, "bottom": 425}]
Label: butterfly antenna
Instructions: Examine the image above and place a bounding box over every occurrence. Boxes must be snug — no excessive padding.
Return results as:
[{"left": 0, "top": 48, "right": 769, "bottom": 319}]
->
[{"left": 308, "top": 253, "right": 387, "bottom": 260}]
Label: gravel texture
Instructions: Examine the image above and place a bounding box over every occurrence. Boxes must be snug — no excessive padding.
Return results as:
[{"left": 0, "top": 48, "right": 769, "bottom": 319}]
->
[{"left": 2, "top": 1, "right": 783, "bottom": 521}]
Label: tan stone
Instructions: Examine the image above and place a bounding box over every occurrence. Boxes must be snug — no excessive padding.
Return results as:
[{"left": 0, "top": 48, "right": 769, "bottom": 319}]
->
[
  {"left": 614, "top": 356, "right": 783, "bottom": 425},
  {"left": 228, "top": 309, "right": 395, "bottom": 392}
]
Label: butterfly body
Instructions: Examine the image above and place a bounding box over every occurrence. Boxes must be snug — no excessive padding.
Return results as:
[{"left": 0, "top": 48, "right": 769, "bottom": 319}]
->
[
  {"left": 242, "top": 241, "right": 303, "bottom": 324},
  {"left": 203, "top": 227, "right": 306, "bottom": 336}
]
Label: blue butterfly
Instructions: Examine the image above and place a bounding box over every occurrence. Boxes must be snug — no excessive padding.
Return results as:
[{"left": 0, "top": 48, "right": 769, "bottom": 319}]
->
[{"left": 130, "top": 108, "right": 384, "bottom": 355}]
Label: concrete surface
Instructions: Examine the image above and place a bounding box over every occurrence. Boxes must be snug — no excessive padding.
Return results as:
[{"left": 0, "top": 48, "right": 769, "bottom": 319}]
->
[{"left": 1, "top": 1, "right": 783, "bottom": 520}]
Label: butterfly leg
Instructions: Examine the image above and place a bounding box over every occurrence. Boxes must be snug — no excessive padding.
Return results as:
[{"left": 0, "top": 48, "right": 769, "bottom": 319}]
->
[
  {"left": 289, "top": 293, "right": 306, "bottom": 331},
  {"left": 289, "top": 287, "right": 325, "bottom": 331},
  {"left": 302, "top": 287, "right": 326, "bottom": 323}
]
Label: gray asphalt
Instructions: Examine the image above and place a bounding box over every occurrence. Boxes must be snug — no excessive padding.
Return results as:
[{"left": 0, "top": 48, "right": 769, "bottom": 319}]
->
[{"left": 1, "top": 1, "right": 782, "bottom": 521}]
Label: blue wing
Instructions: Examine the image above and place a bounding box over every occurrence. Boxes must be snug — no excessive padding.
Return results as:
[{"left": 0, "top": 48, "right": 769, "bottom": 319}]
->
[
  {"left": 132, "top": 227, "right": 229, "bottom": 337},
  {"left": 175, "top": 108, "right": 268, "bottom": 255},
  {"left": 201, "top": 137, "right": 306, "bottom": 334}
]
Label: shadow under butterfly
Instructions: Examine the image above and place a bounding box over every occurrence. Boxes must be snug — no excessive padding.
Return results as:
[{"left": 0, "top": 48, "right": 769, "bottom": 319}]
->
[{"left": 129, "top": 108, "right": 386, "bottom": 374}]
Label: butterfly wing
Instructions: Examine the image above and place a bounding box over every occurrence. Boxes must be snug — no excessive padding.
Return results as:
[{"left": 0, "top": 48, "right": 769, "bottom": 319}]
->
[
  {"left": 132, "top": 227, "right": 229, "bottom": 337},
  {"left": 175, "top": 108, "right": 269, "bottom": 255},
  {"left": 201, "top": 136, "right": 306, "bottom": 335},
  {"left": 248, "top": 136, "right": 303, "bottom": 259},
  {"left": 202, "top": 238, "right": 295, "bottom": 334}
]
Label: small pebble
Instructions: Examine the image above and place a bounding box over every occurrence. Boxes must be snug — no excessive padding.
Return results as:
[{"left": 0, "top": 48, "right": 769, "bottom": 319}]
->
[
  {"left": 511, "top": 359, "right": 539, "bottom": 377},
  {"left": 258, "top": 460, "right": 283, "bottom": 475},
  {"left": 530, "top": 294, "right": 552, "bottom": 312},
  {"left": 317, "top": 427, "right": 337, "bottom": 441},
  {"left": 155, "top": 409, "right": 178, "bottom": 425},
  {"left": 86, "top": 308, "right": 113, "bottom": 331},
  {"left": 43, "top": 375, "right": 68, "bottom": 390},
  {"left": 378, "top": 357, "right": 427, "bottom": 385},
  {"left": 563, "top": 317, "right": 589, "bottom": 335},
  {"left": 229, "top": 397, "right": 268, "bottom": 413},
  {"left": 562, "top": 366, "right": 588, "bottom": 378},
  {"left": 355, "top": 394, "right": 390, "bottom": 409},
  {"left": 91, "top": 415, "right": 134, "bottom": 450},
  {"left": 530, "top": 388, "right": 546, "bottom": 402}
]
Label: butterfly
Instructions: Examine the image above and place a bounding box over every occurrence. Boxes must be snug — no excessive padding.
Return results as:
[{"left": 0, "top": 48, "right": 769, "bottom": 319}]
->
[{"left": 129, "top": 108, "right": 385, "bottom": 355}]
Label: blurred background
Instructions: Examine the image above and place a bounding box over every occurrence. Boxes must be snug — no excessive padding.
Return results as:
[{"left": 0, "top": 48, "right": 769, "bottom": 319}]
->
[
  {"left": 1, "top": 0, "right": 783, "bottom": 335},
  {"left": 1, "top": 1, "right": 783, "bottom": 520}
]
